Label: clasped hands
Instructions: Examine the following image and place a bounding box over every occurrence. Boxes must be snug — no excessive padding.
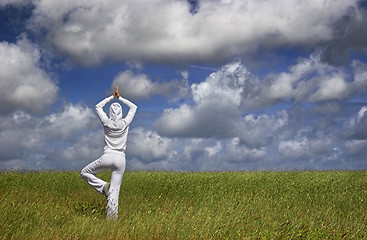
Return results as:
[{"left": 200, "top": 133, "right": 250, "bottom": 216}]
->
[{"left": 113, "top": 86, "right": 120, "bottom": 98}]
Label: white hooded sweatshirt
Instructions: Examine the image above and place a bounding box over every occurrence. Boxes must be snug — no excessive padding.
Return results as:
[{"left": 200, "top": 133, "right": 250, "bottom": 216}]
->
[{"left": 95, "top": 95, "right": 137, "bottom": 153}]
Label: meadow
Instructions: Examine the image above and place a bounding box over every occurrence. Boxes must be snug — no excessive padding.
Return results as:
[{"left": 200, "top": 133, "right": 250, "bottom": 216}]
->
[{"left": 0, "top": 170, "right": 366, "bottom": 239}]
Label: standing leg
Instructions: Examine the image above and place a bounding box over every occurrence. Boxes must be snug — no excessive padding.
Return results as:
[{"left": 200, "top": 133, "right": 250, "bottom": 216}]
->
[
  {"left": 106, "top": 153, "right": 126, "bottom": 219},
  {"left": 80, "top": 155, "right": 111, "bottom": 194}
]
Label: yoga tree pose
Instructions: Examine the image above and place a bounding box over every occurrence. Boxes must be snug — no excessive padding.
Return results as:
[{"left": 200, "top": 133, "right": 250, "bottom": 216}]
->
[{"left": 81, "top": 87, "right": 137, "bottom": 219}]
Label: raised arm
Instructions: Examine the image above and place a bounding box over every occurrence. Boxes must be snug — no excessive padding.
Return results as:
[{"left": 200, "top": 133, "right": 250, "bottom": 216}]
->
[
  {"left": 118, "top": 96, "right": 137, "bottom": 125},
  {"left": 95, "top": 95, "right": 114, "bottom": 124}
]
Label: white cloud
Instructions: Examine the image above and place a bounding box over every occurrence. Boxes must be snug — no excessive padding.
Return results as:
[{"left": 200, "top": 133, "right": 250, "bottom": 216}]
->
[
  {"left": 43, "top": 103, "right": 96, "bottom": 141},
  {"left": 278, "top": 138, "right": 310, "bottom": 160},
  {"left": 0, "top": 103, "right": 99, "bottom": 170},
  {"left": 345, "top": 140, "right": 367, "bottom": 158},
  {"left": 309, "top": 74, "right": 349, "bottom": 101},
  {"left": 343, "top": 139, "right": 367, "bottom": 169},
  {"left": 154, "top": 55, "right": 366, "bottom": 141},
  {"left": 263, "top": 53, "right": 366, "bottom": 103},
  {"left": 125, "top": 129, "right": 268, "bottom": 171},
  {"left": 278, "top": 137, "right": 335, "bottom": 162},
  {"left": 191, "top": 61, "right": 258, "bottom": 107},
  {"left": 127, "top": 127, "right": 176, "bottom": 163},
  {"left": 235, "top": 111, "right": 289, "bottom": 148},
  {"left": 322, "top": 8, "right": 367, "bottom": 65},
  {"left": 111, "top": 70, "right": 189, "bottom": 100},
  {"left": 153, "top": 61, "right": 296, "bottom": 141},
  {"left": 352, "top": 60, "right": 367, "bottom": 90},
  {"left": 171, "top": 138, "right": 231, "bottom": 171},
  {"left": 226, "top": 138, "right": 266, "bottom": 162},
  {"left": 48, "top": 130, "right": 104, "bottom": 169},
  {"left": 0, "top": 38, "right": 58, "bottom": 114},
  {"left": 265, "top": 55, "right": 324, "bottom": 102},
  {"left": 357, "top": 106, "right": 367, "bottom": 122},
  {"left": 24, "top": 0, "right": 361, "bottom": 65},
  {"left": 153, "top": 61, "right": 258, "bottom": 138},
  {"left": 149, "top": 58, "right": 367, "bottom": 170},
  {"left": 0, "top": 111, "right": 42, "bottom": 162},
  {"left": 204, "top": 141, "right": 222, "bottom": 157},
  {"left": 111, "top": 71, "right": 155, "bottom": 100},
  {"left": 344, "top": 106, "right": 367, "bottom": 140},
  {"left": 154, "top": 104, "right": 197, "bottom": 137}
]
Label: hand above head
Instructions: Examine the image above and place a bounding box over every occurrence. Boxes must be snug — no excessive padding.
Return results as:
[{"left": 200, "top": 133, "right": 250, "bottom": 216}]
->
[
  {"left": 116, "top": 86, "right": 120, "bottom": 98},
  {"left": 113, "top": 86, "right": 120, "bottom": 98}
]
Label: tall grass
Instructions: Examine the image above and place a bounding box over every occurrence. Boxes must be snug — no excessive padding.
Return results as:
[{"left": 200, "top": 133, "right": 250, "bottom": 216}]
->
[{"left": 0, "top": 170, "right": 366, "bottom": 239}]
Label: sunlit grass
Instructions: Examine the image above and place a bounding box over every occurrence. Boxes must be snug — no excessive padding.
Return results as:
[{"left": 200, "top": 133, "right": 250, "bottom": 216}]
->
[{"left": 0, "top": 170, "right": 366, "bottom": 239}]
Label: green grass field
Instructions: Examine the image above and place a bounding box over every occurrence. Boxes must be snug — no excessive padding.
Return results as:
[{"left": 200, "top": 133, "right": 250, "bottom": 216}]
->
[{"left": 0, "top": 170, "right": 366, "bottom": 239}]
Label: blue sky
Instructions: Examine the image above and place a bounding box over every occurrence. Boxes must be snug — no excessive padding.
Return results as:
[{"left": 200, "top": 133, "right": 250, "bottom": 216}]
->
[{"left": 0, "top": 0, "right": 366, "bottom": 171}]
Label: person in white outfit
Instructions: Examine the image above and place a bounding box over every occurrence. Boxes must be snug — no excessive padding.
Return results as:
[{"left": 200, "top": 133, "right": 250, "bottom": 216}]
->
[{"left": 81, "top": 87, "right": 137, "bottom": 219}]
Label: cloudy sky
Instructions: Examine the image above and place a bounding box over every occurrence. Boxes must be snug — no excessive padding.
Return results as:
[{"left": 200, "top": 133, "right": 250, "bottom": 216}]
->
[{"left": 0, "top": 0, "right": 366, "bottom": 171}]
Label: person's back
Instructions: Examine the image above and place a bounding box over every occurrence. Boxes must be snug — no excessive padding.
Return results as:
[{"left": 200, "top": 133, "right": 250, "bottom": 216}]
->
[
  {"left": 96, "top": 98, "right": 137, "bottom": 153},
  {"left": 103, "top": 117, "right": 128, "bottom": 152}
]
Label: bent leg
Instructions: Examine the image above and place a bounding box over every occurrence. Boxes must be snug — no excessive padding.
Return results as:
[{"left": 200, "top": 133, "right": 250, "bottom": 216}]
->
[{"left": 80, "top": 156, "right": 110, "bottom": 194}]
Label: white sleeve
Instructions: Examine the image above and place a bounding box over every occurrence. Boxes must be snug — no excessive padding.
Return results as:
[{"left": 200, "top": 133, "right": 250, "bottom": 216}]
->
[
  {"left": 118, "top": 96, "right": 137, "bottom": 125},
  {"left": 95, "top": 95, "right": 114, "bottom": 124}
]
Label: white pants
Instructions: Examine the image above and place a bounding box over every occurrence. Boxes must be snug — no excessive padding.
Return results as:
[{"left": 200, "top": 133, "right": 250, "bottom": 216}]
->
[{"left": 81, "top": 152, "right": 126, "bottom": 219}]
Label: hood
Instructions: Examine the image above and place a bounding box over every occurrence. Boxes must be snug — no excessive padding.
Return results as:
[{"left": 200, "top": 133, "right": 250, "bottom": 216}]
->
[{"left": 109, "top": 102, "right": 122, "bottom": 121}]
